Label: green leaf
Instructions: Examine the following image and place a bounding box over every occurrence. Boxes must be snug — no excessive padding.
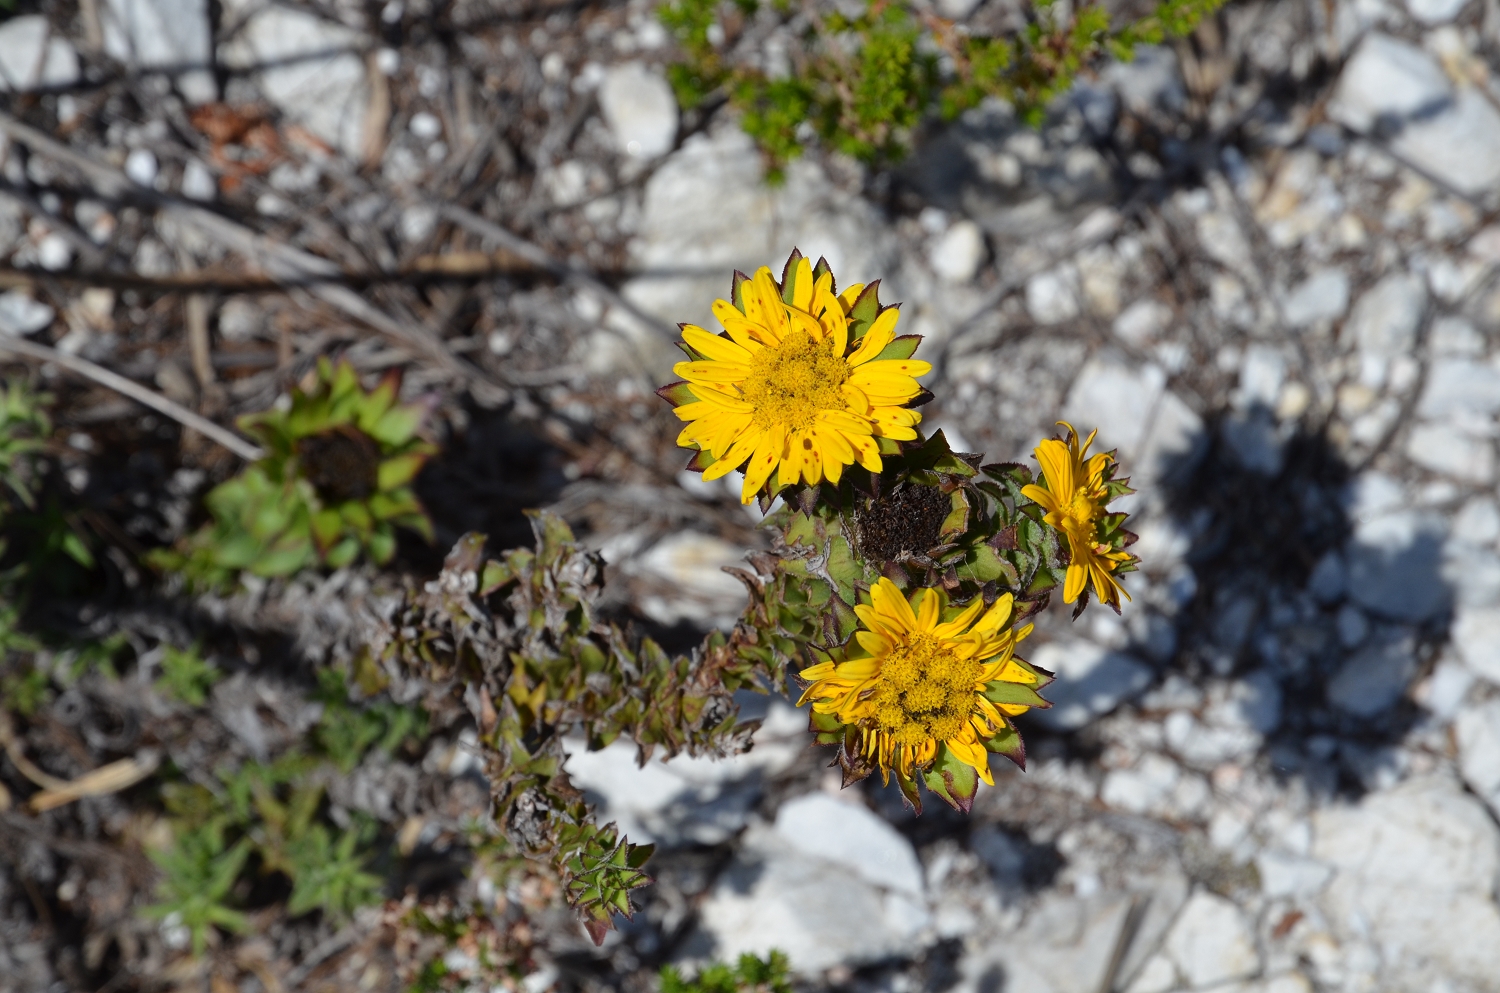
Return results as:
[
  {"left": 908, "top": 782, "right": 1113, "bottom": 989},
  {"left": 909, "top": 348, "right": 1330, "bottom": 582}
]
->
[
  {"left": 656, "top": 381, "right": 699, "bottom": 407},
  {"left": 367, "top": 524, "right": 396, "bottom": 564},
  {"left": 846, "top": 281, "right": 882, "bottom": 340},
  {"left": 368, "top": 405, "right": 422, "bottom": 447},
  {"left": 377, "top": 452, "right": 427, "bottom": 491},
  {"left": 982, "top": 681, "right": 1050, "bottom": 709},
  {"left": 872, "top": 334, "right": 922, "bottom": 361},
  {"left": 922, "top": 744, "right": 979, "bottom": 813},
  {"left": 310, "top": 508, "right": 344, "bottom": 548}
]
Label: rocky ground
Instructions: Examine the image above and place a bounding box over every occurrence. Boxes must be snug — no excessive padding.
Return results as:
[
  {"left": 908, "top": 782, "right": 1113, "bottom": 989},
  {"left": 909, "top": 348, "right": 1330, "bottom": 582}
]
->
[{"left": 4, "top": 0, "right": 1500, "bottom": 990}]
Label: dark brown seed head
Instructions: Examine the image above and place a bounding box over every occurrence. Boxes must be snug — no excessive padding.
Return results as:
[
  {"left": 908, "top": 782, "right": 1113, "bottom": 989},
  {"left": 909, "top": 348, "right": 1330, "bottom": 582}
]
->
[
  {"left": 855, "top": 481, "right": 952, "bottom": 563},
  {"left": 296, "top": 426, "right": 381, "bottom": 503}
]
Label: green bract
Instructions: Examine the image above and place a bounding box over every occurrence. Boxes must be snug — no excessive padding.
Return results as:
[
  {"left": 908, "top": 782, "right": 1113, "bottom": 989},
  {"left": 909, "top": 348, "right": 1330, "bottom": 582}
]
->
[{"left": 155, "top": 358, "right": 436, "bottom": 588}]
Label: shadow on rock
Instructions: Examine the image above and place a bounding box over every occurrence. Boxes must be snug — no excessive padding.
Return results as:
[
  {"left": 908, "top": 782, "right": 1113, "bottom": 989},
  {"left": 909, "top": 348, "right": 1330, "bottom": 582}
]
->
[{"left": 1162, "top": 407, "right": 1451, "bottom": 798}]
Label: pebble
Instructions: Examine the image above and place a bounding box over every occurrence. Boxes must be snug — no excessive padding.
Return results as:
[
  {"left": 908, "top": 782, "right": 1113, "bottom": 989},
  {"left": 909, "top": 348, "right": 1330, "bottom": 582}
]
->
[
  {"left": 598, "top": 63, "right": 679, "bottom": 160},
  {"left": 1452, "top": 605, "right": 1500, "bottom": 684},
  {"left": 1028, "top": 639, "right": 1152, "bottom": 731},
  {"left": 1313, "top": 775, "right": 1500, "bottom": 985},
  {"left": 1456, "top": 698, "right": 1500, "bottom": 818},
  {"left": 1326, "top": 633, "right": 1417, "bottom": 716},
  {"left": 1346, "top": 272, "right": 1427, "bottom": 365},
  {"left": 1162, "top": 891, "right": 1261, "bottom": 988},
  {"left": 929, "top": 220, "right": 985, "bottom": 283},
  {"left": 1406, "top": 0, "right": 1471, "bottom": 21},
  {"left": 0, "top": 16, "right": 79, "bottom": 92},
  {"left": 628, "top": 530, "right": 748, "bottom": 629},
  {"left": 1280, "top": 268, "right": 1349, "bottom": 326},
  {"left": 1344, "top": 511, "right": 1450, "bottom": 622},
  {"left": 773, "top": 793, "right": 924, "bottom": 897},
  {"left": 181, "top": 159, "right": 217, "bottom": 201},
  {"left": 227, "top": 8, "right": 368, "bottom": 157},
  {"left": 1026, "top": 267, "right": 1082, "bottom": 324},
  {"left": 102, "top": 0, "right": 213, "bottom": 102}
]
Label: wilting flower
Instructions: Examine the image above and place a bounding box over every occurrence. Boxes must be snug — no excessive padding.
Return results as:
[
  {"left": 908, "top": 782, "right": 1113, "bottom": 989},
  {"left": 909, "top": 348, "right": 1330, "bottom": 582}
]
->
[
  {"left": 1022, "top": 421, "right": 1134, "bottom": 608},
  {"left": 798, "top": 578, "right": 1044, "bottom": 788},
  {"left": 658, "top": 251, "right": 929, "bottom": 504}
]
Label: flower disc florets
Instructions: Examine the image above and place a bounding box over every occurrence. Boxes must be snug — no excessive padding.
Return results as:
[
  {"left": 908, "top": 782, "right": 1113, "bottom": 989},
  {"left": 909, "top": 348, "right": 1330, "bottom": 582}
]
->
[
  {"left": 799, "top": 578, "right": 1048, "bottom": 800},
  {"left": 657, "top": 250, "right": 931, "bottom": 504}
]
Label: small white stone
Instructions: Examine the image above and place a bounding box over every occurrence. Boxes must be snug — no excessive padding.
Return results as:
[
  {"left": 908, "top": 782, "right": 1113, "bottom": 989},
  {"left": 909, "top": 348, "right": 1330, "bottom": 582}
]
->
[
  {"left": 1416, "top": 654, "right": 1475, "bottom": 719},
  {"left": 1456, "top": 698, "right": 1500, "bottom": 818},
  {"left": 1347, "top": 272, "right": 1427, "bottom": 362},
  {"left": 1328, "top": 34, "right": 1452, "bottom": 134},
  {"left": 1407, "top": 0, "right": 1474, "bottom": 27},
  {"left": 125, "top": 149, "right": 158, "bottom": 187},
  {"left": 37, "top": 233, "right": 71, "bottom": 271},
  {"left": 1101, "top": 754, "right": 1180, "bottom": 815},
  {"left": 1029, "top": 639, "right": 1152, "bottom": 731},
  {"left": 1281, "top": 268, "right": 1349, "bottom": 326},
  {"left": 598, "top": 62, "right": 678, "bottom": 159},
  {"left": 1335, "top": 604, "right": 1369, "bottom": 648},
  {"left": 180, "top": 158, "right": 216, "bottom": 201},
  {"left": 1405, "top": 422, "right": 1495, "bottom": 483},
  {"left": 1025, "top": 267, "right": 1081, "bottom": 324},
  {"left": 774, "top": 793, "right": 924, "bottom": 897},
  {"left": 1112, "top": 299, "right": 1171, "bottom": 347},
  {"left": 102, "top": 0, "right": 213, "bottom": 102},
  {"left": 1256, "top": 850, "right": 1333, "bottom": 898},
  {"left": 0, "top": 291, "right": 55, "bottom": 335},
  {"left": 928, "top": 220, "right": 984, "bottom": 284},
  {"left": 1327, "top": 634, "right": 1416, "bottom": 716},
  {"left": 1163, "top": 891, "right": 1260, "bottom": 988},
  {"left": 1453, "top": 605, "right": 1500, "bottom": 684},
  {"left": 410, "top": 111, "right": 443, "bottom": 141},
  {"left": 0, "top": 17, "right": 80, "bottom": 91}
]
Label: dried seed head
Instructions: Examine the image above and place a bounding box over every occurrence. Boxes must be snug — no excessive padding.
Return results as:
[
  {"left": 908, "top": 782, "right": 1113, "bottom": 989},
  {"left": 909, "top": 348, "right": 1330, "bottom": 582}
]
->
[
  {"left": 296, "top": 427, "right": 381, "bottom": 503},
  {"left": 855, "top": 482, "right": 951, "bottom": 563}
]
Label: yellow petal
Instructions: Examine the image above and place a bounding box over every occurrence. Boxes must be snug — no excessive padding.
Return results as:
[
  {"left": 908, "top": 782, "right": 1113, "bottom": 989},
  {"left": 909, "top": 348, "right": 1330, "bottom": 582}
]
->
[
  {"left": 872, "top": 577, "right": 918, "bottom": 633},
  {"left": 682, "top": 324, "right": 754, "bottom": 364}
]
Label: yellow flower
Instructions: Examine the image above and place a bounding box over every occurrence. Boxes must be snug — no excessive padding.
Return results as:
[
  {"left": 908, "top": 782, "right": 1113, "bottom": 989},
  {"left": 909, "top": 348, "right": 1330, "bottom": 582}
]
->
[
  {"left": 798, "top": 578, "right": 1041, "bottom": 788},
  {"left": 1022, "top": 422, "right": 1134, "bottom": 608},
  {"left": 661, "top": 253, "right": 930, "bottom": 504}
]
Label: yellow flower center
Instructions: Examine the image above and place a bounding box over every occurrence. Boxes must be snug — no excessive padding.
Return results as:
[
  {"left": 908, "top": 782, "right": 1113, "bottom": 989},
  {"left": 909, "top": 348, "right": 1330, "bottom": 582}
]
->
[
  {"left": 1060, "top": 489, "right": 1101, "bottom": 542},
  {"left": 871, "top": 633, "right": 982, "bottom": 746},
  {"left": 740, "top": 328, "right": 850, "bottom": 433}
]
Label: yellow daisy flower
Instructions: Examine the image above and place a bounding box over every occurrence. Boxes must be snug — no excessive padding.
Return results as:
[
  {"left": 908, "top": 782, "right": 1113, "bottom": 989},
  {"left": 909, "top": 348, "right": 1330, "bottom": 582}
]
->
[
  {"left": 798, "top": 578, "right": 1042, "bottom": 789},
  {"left": 660, "top": 253, "right": 930, "bottom": 504},
  {"left": 1021, "top": 422, "right": 1134, "bottom": 609}
]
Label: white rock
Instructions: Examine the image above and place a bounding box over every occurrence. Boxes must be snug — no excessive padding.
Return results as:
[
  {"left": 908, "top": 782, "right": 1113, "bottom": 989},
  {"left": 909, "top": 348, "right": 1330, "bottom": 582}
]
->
[
  {"left": 598, "top": 62, "right": 679, "bottom": 159},
  {"left": 1407, "top": 0, "right": 1471, "bottom": 22},
  {"left": 1313, "top": 775, "right": 1500, "bottom": 985},
  {"left": 1347, "top": 272, "right": 1427, "bottom": 362},
  {"left": 1327, "top": 634, "right": 1416, "bottom": 716},
  {"left": 1345, "top": 510, "right": 1450, "bottom": 622},
  {"left": 1328, "top": 34, "right": 1452, "bottom": 134},
  {"left": 1026, "top": 267, "right": 1081, "bottom": 324},
  {"left": 962, "top": 891, "right": 1136, "bottom": 993},
  {"left": 0, "top": 16, "right": 80, "bottom": 91},
  {"left": 1162, "top": 891, "right": 1260, "bottom": 988},
  {"left": 0, "top": 291, "right": 55, "bottom": 335},
  {"left": 1164, "top": 710, "right": 1261, "bottom": 767},
  {"left": 36, "top": 234, "right": 71, "bottom": 271},
  {"left": 1029, "top": 639, "right": 1152, "bottom": 731},
  {"left": 1101, "top": 753, "right": 1179, "bottom": 815},
  {"left": 563, "top": 699, "right": 807, "bottom": 845},
  {"left": 1405, "top": 421, "right": 1495, "bottom": 483},
  {"left": 1062, "top": 358, "right": 1167, "bottom": 459},
  {"left": 623, "top": 126, "right": 896, "bottom": 344},
  {"left": 1329, "top": 34, "right": 1500, "bottom": 195},
  {"left": 1281, "top": 268, "right": 1349, "bottom": 327},
  {"left": 627, "top": 530, "right": 748, "bottom": 630},
  {"left": 229, "top": 8, "right": 368, "bottom": 157},
  {"left": 1416, "top": 654, "right": 1476, "bottom": 718},
  {"left": 774, "top": 793, "right": 923, "bottom": 897},
  {"left": 181, "top": 158, "right": 217, "bottom": 201},
  {"left": 1235, "top": 345, "right": 1286, "bottom": 409},
  {"left": 1453, "top": 605, "right": 1500, "bottom": 684},
  {"left": 102, "top": 0, "right": 213, "bottom": 102},
  {"left": 929, "top": 220, "right": 985, "bottom": 284},
  {"left": 1113, "top": 299, "right": 1171, "bottom": 347},
  {"left": 125, "top": 149, "right": 158, "bottom": 187},
  {"left": 1416, "top": 359, "right": 1500, "bottom": 420},
  {"left": 1196, "top": 211, "right": 1253, "bottom": 273},
  {"left": 1256, "top": 850, "right": 1333, "bottom": 898},
  {"left": 1456, "top": 698, "right": 1500, "bottom": 818},
  {"left": 1429, "top": 316, "right": 1485, "bottom": 357},
  {"left": 697, "top": 822, "right": 929, "bottom": 973}
]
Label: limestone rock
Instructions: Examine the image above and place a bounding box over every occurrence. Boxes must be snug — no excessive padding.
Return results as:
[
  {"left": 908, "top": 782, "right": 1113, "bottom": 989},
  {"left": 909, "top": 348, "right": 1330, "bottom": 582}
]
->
[
  {"left": 1313, "top": 775, "right": 1500, "bottom": 987},
  {"left": 598, "top": 63, "right": 679, "bottom": 160},
  {"left": 1162, "top": 891, "right": 1260, "bottom": 988}
]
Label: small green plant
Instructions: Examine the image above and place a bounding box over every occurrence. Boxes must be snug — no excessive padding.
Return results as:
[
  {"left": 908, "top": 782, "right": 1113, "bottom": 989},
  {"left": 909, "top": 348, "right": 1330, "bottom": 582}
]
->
[
  {"left": 155, "top": 644, "right": 220, "bottom": 706},
  {"left": 153, "top": 358, "right": 436, "bottom": 589},
  {"left": 661, "top": 952, "right": 794, "bottom": 993},
  {"left": 143, "top": 823, "right": 252, "bottom": 956},
  {"left": 284, "top": 819, "right": 385, "bottom": 919},
  {"left": 0, "top": 379, "right": 51, "bottom": 511},
  {"left": 660, "top": 0, "right": 1227, "bottom": 176}
]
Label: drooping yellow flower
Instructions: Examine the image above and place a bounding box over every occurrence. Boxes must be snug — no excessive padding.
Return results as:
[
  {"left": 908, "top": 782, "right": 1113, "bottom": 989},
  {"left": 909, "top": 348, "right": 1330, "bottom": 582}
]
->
[
  {"left": 1022, "top": 422, "right": 1134, "bottom": 608},
  {"left": 661, "top": 253, "right": 930, "bottom": 504},
  {"left": 798, "top": 578, "right": 1041, "bottom": 788}
]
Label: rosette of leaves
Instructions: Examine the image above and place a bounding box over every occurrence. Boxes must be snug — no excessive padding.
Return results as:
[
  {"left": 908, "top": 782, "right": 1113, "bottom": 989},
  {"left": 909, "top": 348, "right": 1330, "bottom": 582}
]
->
[
  {"left": 358, "top": 513, "right": 767, "bottom": 941},
  {"left": 157, "top": 359, "right": 434, "bottom": 587}
]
